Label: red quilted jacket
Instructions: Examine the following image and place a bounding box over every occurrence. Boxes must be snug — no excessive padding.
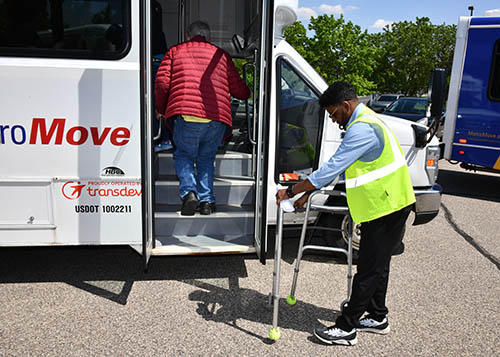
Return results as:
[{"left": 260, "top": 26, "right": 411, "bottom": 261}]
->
[{"left": 155, "top": 36, "right": 251, "bottom": 130}]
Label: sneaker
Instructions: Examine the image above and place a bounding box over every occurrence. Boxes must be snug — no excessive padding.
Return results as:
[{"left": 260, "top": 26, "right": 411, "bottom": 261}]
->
[
  {"left": 358, "top": 316, "right": 390, "bottom": 334},
  {"left": 199, "top": 202, "right": 216, "bottom": 215},
  {"left": 314, "top": 325, "right": 357, "bottom": 346},
  {"left": 181, "top": 191, "right": 197, "bottom": 216},
  {"left": 154, "top": 140, "right": 173, "bottom": 153}
]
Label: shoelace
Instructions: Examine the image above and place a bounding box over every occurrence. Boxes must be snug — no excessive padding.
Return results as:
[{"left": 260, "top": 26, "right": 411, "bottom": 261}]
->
[
  {"left": 360, "top": 318, "right": 385, "bottom": 327},
  {"left": 325, "top": 327, "right": 352, "bottom": 337}
]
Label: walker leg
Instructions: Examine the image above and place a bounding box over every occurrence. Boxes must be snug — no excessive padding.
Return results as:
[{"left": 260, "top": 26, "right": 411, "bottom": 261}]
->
[
  {"left": 269, "top": 207, "right": 284, "bottom": 341},
  {"left": 288, "top": 201, "right": 312, "bottom": 305},
  {"left": 341, "top": 215, "right": 354, "bottom": 311}
]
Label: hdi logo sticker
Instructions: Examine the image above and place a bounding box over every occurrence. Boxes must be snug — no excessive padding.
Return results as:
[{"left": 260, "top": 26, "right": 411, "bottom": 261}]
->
[{"left": 101, "top": 166, "right": 125, "bottom": 176}]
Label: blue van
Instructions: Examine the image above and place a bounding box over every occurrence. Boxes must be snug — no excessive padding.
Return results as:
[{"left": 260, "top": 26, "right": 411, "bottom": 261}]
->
[{"left": 443, "top": 16, "right": 500, "bottom": 172}]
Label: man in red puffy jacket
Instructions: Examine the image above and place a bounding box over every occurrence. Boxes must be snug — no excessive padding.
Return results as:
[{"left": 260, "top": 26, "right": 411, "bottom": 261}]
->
[{"left": 155, "top": 21, "right": 251, "bottom": 216}]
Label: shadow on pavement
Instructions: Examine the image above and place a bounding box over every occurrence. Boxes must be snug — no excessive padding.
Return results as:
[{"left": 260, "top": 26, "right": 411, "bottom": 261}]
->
[
  {"left": 0, "top": 239, "right": 344, "bottom": 341},
  {"left": 186, "top": 277, "right": 338, "bottom": 343},
  {"left": 0, "top": 246, "right": 247, "bottom": 305},
  {"left": 183, "top": 237, "right": 347, "bottom": 343},
  {"left": 437, "top": 167, "right": 500, "bottom": 202}
]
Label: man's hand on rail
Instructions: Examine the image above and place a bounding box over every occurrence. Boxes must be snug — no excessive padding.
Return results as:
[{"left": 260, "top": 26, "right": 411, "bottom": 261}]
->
[
  {"left": 293, "top": 191, "right": 312, "bottom": 210},
  {"left": 275, "top": 179, "right": 316, "bottom": 205},
  {"left": 275, "top": 189, "right": 288, "bottom": 205}
]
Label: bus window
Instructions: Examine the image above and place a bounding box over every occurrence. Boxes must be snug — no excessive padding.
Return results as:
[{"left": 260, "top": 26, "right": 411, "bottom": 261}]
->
[
  {"left": 488, "top": 39, "right": 500, "bottom": 101},
  {"left": 0, "top": 0, "right": 130, "bottom": 60},
  {"left": 276, "top": 59, "right": 323, "bottom": 183}
]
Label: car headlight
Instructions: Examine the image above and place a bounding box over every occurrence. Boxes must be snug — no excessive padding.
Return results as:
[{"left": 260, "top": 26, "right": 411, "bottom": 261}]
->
[{"left": 425, "top": 145, "right": 440, "bottom": 184}]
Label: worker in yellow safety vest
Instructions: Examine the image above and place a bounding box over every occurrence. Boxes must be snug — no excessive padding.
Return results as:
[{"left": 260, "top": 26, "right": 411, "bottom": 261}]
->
[{"left": 276, "top": 81, "right": 415, "bottom": 346}]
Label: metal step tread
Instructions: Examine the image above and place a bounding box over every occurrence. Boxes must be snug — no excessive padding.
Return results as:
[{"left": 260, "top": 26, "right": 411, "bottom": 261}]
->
[
  {"left": 152, "top": 234, "right": 255, "bottom": 255},
  {"left": 155, "top": 176, "right": 254, "bottom": 185},
  {"left": 157, "top": 151, "right": 252, "bottom": 159},
  {"left": 154, "top": 204, "right": 254, "bottom": 218},
  {"left": 152, "top": 244, "right": 255, "bottom": 256}
]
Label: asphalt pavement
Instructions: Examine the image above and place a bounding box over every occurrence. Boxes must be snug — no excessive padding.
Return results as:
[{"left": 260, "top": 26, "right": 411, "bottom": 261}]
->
[{"left": 0, "top": 160, "right": 499, "bottom": 356}]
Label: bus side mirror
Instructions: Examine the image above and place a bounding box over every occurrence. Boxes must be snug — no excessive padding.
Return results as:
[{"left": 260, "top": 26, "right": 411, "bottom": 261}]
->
[{"left": 428, "top": 68, "right": 446, "bottom": 118}]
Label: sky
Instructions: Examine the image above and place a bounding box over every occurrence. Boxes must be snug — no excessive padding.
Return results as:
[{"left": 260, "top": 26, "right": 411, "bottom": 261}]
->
[{"left": 297, "top": 0, "right": 500, "bottom": 33}]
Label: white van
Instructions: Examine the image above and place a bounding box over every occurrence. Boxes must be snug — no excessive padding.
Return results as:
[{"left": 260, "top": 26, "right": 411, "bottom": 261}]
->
[{"left": 0, "top": 0, "right": 441, "bottom": 269}]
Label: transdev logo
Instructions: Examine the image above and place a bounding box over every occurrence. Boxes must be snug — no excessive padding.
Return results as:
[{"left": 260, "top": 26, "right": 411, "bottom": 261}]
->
[
  {"left": 62, "top": 181, "right": 86, "bottom": 200},
  {"left": 61, "top": 181, "right": 142, "bottom": 200}
]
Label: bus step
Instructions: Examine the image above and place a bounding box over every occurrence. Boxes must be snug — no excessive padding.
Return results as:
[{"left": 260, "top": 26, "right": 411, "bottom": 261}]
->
[{"left": 152, "top": 234, "right": 255, "bottom": 256}]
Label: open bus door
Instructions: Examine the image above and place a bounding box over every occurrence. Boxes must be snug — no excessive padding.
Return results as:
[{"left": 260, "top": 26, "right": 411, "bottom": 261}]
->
[
  {"left": 253, "top": 0, "right": 274, "bottom": 263},
  {"left": 143, "top": 0, "right": 277, "bottom": 259},
  {"left": 141, "top": 0, "right": 154, "bottom": 270}
]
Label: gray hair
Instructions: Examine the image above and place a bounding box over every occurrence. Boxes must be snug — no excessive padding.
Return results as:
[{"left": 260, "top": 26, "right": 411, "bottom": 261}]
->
[{"left": 187, "top": 21, "right": 211, "bottom": 41}]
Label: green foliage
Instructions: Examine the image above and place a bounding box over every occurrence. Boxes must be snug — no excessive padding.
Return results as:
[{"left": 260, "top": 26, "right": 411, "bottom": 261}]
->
[
  {"left": 283, "top": 21, "right": 308, "bottom": 54},
  {"left": 284, "top": 15, "right": 456, "bottom": 96},
  {"left": 284, "top": 15, "right": 377, "bottom": 95},
  {"left": 233, "top": 58, "right": 254, "bottom": 93},
  {"left": 371, "top": 17, "right": 456, "bottom": 96}
]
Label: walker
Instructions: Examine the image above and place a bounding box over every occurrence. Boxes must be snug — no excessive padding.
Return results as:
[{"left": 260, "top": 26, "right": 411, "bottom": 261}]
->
[{"left": 268, "top": 190, "right": 354, "bottom": 341}]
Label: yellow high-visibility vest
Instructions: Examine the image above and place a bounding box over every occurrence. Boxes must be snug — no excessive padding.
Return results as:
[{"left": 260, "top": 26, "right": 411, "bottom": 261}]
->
[{"left": 345, "top": 106, "right": 415, "bottom": 223}]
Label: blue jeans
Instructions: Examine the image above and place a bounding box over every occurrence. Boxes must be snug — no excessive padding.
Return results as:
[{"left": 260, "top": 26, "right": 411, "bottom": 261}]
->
[{"left": 173, "top": 117, "right": 226, "bottom": 203}]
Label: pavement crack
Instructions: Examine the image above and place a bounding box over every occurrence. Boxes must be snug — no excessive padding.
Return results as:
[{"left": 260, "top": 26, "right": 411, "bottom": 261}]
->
[{"left": 441, "top": 203, "right": 500, "bottom": 271}]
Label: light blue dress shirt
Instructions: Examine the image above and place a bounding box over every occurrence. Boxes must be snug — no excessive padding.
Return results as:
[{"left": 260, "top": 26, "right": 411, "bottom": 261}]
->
[{"left": 308, "top": 103, "right": 385, "bottom": 188}]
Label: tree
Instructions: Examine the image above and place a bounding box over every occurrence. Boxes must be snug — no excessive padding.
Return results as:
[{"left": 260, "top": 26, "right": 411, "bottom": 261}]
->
[
  {"left": 283, "top": 15, "right": 456, "bottom": 96},
  {"left": 370, "top": 17, "right": 456, "bottom": 96},
  {"left": 283, "top": 21, "right": 308, "bottom": 54},
  {"left": 284, "top": 15, "right": 377, "bottom": 95}
]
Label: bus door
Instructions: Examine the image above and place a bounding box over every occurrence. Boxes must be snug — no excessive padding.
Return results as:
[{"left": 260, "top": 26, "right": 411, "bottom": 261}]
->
[
  {"left": 252, "top": 0, "right": 274, "bottom": 262},
  {"left": 146, "top": 0, "right": 274, "bottom": 260},
  {"left": 141, "top": 0, "right": 155, "bottom": 269}
]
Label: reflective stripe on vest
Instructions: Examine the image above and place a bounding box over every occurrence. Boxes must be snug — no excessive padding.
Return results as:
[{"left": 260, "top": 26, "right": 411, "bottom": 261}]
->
[{"left": 345, "top": 115, "right": 406, "bottom": 189}]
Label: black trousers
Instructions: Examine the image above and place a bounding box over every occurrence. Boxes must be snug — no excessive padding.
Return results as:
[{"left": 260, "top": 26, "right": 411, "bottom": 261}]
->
[{"left": 336, "top": 204, "right": 412, "bottom": 331}]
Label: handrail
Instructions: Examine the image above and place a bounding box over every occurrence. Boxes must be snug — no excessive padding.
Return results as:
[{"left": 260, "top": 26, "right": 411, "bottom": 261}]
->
[
  {"left": 153, "top": 114, "right": 163, "bottom": 141},
  {"left": 251, "top": 48, "right": 258, "bottom": 145},
  {"left": 242, "top": 62, "right": 254, "bottom": 146},
  {"left": 242, "top": 51, "right": 258, "bottom": 146}
]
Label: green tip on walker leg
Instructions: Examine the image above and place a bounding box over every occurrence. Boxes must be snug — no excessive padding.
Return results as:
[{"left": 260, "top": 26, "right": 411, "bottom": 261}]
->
[
  {"left": 286, "top": 295, "right": 296, "bottom": 306},
  {"left": 269, "top": 328, "right": 281, "bottom": 341}
]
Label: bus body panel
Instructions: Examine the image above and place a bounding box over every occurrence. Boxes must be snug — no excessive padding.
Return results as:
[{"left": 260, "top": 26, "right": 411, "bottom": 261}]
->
[{"left": 0, "top": 2, "right": 143, "bottom": 245}]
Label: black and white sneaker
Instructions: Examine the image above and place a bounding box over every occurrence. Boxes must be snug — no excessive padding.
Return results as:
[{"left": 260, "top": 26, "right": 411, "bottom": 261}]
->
[
  {"left": 314, "top": 325, "right": 357, "bottom": 346},
  {"left": 358, "top": 316, "right": 390, "bottom": 334}
]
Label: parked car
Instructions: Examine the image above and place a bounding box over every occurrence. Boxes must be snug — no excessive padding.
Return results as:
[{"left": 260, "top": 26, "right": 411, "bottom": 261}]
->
[
  {"left": 383, "top": 97, "right": 428, "bottom": 122},
  {"left": 369, "top": 93, "right": 403, "bottom": 113}
]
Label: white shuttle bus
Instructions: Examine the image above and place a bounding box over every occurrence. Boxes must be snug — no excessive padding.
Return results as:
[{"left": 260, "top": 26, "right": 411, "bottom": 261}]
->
[{"left": 0, "top": 0, "right": 442, "bottom": 269}]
